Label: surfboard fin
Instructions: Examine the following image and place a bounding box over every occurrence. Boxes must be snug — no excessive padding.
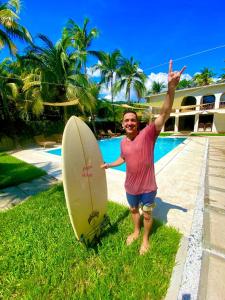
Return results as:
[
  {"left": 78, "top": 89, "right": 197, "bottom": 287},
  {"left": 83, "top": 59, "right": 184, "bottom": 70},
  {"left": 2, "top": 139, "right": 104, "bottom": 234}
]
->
[{"left": 80, "top": 214, "right": 111, "bottom": 247}]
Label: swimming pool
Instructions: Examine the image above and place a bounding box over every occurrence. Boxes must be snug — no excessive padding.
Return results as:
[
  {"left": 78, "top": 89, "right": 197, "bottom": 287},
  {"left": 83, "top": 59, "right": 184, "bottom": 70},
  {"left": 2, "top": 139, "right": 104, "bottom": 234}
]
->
[{"left": 47, "top": 137, "right": 186, "bottom": 172}]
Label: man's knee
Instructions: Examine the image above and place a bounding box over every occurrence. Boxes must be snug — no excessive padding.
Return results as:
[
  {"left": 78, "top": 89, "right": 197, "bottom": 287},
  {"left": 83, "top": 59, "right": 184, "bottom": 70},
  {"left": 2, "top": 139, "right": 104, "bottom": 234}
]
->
[
  {"left": 143, "top": 211, "right": 152, "bottom": 221},
  {"left": 130, "top": 207, "right": 139, "bottom": 214}
]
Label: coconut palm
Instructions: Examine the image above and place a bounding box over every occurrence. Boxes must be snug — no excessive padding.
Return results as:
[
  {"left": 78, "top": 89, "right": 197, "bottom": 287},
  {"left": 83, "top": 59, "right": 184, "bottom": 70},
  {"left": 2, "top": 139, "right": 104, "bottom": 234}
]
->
[
  {"left": 21, "top": 34, "right": 96, "bottom": 122},
  {"left": 176, "top": 78, "right": 194, "bottom": 90},
  {"left": 63, "top": 18, "right": 99, "bottom": 75},
  {"left": 92, "top": 49, "right": 122, "bottom": 131},
  {"left": 0, "top": 0, "right": 32, "bottom": 55},
  {"left": 193, "top": 67, "right": 215, "bottom": 86},
  {"left": 146, "top": 81, "right": 165, "bottom": 95},
  {"left": 113, "top": 57, "right": 146, "bottom": 104},
  {"left": 0, "top": 57, "right": 20, "bottom": 120},
  {"left": 92, "top": 50, "right": 122, "bottom": 102}
]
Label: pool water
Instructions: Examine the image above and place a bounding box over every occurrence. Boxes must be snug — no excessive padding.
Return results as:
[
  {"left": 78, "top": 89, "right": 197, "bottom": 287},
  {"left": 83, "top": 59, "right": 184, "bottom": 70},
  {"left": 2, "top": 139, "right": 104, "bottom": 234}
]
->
[{"left": 47, "top": 137, "right": 185, "bottom": 172}]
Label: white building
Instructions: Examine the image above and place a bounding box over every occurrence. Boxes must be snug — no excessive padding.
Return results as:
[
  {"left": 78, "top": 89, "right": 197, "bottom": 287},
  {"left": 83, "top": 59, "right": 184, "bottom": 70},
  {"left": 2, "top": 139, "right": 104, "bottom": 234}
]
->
[{"left": 146, "top": 82, "right": 225, "bottom": 133}]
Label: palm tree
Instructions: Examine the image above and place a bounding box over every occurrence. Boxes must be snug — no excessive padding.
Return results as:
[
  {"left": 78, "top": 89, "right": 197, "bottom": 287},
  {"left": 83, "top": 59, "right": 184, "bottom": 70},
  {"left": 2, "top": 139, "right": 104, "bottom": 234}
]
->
[
  {"left": 147, "top": 81, "right": 165, "bottom": 95},
  {"left": 63, "top": 18, "right": 99, "bottom": 75},
  {"left": 176, "top": 79, "right": 194, "bottom": 90},
  {"left": 193, "top": 67, "right": 215, "bottom": 86},
  {"left": 0, "top": 58, "right": 20, "bottom": 120},
  {"left": 0, "top": 0, "right": 32, "bottom": 55},
  {"left": 92, "top": 50, "right": 122, "bottom": 102},
  {"left": 92, "top": 49, "right": 122, "bottom": 131},
  {"left": 113, "top": 57, "right": 146, "bottom": 104},
  {"left": 21, "top": 34, "right": 96, "bottom": 122}
]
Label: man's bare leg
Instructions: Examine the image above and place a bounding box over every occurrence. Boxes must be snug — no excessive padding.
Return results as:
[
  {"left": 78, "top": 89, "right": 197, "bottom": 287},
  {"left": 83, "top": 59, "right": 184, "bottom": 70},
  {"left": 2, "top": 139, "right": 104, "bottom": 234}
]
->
[
  {"left": 126, "top": 207, "right": 140, "bottom": 245},
  {"left": 139, "top": 211, "right": 153, "bottom": 255}
]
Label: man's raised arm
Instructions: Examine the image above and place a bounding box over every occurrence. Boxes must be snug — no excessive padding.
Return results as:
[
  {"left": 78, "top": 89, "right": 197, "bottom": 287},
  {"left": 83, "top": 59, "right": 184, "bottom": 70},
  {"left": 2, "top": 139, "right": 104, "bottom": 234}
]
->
[{"left": 154, "top": 60, "right": 186, "bottom": 131}]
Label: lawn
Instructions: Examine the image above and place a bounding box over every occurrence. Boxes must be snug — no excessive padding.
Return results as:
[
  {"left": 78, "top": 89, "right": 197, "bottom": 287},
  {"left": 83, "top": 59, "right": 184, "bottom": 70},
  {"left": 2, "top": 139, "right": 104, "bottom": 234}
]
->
[
  {"left": 190, "top": 133, "right": 225, "bottom": 136},
  {"left": 0, "top": 152, "right": 46, "bottom": 189},
  {"left": 0, "top": 184, "right": 181, "bottom": 300}
]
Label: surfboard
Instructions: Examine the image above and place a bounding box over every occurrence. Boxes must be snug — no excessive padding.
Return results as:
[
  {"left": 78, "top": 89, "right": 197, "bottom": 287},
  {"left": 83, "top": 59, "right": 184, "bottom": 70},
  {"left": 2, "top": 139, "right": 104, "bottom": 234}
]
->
[{"left": 62, "top": 116, "right": 109, "bottom": 245}]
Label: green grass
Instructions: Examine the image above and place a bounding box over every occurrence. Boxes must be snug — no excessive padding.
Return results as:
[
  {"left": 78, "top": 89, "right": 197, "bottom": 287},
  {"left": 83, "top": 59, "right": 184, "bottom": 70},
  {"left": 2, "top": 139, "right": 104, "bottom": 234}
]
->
[
  {"left": 159, "top": 132, "right": 174, "bottom": 136},
  {"left": 0, "top": 185, "right": 181, "bottom": 299},
  {"left": 190, "top": 133, "right": 225, "bottom": 136},
  {"left": 0, "top": 152, "right": 46, "bottom": 189}
]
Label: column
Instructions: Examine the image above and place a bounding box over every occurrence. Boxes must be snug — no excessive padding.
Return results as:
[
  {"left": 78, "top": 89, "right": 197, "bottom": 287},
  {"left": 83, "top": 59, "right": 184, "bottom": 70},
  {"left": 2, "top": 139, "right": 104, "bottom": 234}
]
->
[
  {"left": 214, "top": 93, "right": 222, "bottom": 109},
  {"left": 175, "top": 116, "right": 179, "bottom": 132},
  {"left": 194, "top": 114, "right": 199, "bottom": 132},
  {"left": 195, "top": 95, "right": 202, "bottom": 111}
]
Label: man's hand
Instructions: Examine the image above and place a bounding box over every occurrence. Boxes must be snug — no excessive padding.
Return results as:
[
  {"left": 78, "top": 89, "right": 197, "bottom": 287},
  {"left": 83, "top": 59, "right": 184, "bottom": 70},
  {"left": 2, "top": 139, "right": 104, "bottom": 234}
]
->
[
  {"left": 154, "top": 60, "right": 187, "bottom": 131},
  {"left": 168, "top": 60, "right": 186, "bottom": 90}
]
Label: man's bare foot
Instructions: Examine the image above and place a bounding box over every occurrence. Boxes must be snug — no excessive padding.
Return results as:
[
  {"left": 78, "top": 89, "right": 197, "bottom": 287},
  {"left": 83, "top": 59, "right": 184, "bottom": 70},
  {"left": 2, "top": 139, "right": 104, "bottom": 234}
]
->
[
  {"left": 139, "top": 241, "right": 149, "bottom": 255},
  {"left": 126, "top": 232, "right": 139, "bottom": 246}
]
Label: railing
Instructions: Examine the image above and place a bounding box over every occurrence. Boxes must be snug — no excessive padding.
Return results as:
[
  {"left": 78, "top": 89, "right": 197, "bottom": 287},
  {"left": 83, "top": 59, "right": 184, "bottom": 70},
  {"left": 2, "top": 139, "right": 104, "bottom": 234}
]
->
[
  {"left": 152, "top": 101, "right": 225, "bottom": 114},
  {"left": 178, "top": 102, "right": 215, "bottom": 112},
  {"left": 219, "top": 101, "right": 225, "bottom": 108}
]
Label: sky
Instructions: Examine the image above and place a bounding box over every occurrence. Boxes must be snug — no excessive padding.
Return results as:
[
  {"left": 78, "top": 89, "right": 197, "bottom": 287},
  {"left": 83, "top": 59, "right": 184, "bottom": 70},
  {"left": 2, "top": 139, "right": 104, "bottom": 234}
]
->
[{"left": 1, "top": 0, "right": 225, "bottom": 100}]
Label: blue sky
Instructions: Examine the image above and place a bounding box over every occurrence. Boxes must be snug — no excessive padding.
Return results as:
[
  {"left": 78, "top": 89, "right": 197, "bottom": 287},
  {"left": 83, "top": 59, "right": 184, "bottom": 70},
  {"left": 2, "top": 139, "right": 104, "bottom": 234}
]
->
[{"left": 1, "top": 0, "right": 225, "bottom": 99}]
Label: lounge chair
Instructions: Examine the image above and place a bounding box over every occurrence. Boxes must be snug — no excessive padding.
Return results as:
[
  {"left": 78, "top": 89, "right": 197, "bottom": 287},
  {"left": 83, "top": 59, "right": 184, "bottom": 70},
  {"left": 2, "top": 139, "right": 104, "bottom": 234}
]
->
[
  {"left": 107, "top": 129, "right": 121, "bottom": 137},
  {"left": 98, "top": 130, "right": 110, "bottom": 139},
  {"left": 205, "top": 123, "right": 212, "bottom": 132},
  {"left": 49, "top": 133, "right": 63, "bottom": 143},
  {"left": 198, "top": 123, "right": 205, "bottom": 132},
  {"left": 34, "top": 135, "right": 56, "bottom": 148}
]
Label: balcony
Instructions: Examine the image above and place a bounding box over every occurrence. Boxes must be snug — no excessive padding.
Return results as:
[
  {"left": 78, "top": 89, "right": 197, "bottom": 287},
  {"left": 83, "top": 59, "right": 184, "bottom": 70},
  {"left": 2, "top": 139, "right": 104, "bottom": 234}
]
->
[{"left": 219, "top": 101, "right": 225, "bottom": 109}]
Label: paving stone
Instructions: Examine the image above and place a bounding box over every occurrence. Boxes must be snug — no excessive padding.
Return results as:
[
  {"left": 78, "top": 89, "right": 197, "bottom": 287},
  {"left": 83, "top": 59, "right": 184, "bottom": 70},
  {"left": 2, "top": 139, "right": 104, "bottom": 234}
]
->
[
  {"left": 208, "top": 175, "right": 225, "bottom": 190},
  {"left": 0, "top": 187, "right": 27, "bottom": 210},
  {"left": 204, "top": 208, "right": 225, "bottom": 254},
  {"left": 206, "top": 185, "right": 225, "bottom": 210},
  {"left": 198, "top": 252, "right": 225, "bottom": 300}
]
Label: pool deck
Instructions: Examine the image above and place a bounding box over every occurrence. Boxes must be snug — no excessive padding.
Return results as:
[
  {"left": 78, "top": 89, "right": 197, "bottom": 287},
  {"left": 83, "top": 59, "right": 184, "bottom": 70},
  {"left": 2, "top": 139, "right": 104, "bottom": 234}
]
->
[
  {"left": 2, "top": 136, "right": 225, "bottom": 299},
  {"left": 9, "top": 137, "right": 205, "bottom": 237}
]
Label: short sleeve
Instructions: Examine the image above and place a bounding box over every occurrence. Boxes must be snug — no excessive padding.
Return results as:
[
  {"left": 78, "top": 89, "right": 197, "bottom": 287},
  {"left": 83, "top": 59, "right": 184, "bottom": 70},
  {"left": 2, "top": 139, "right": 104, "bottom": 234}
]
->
[{"left": 143, "top": 122, "right": 160, "bottom": 142}]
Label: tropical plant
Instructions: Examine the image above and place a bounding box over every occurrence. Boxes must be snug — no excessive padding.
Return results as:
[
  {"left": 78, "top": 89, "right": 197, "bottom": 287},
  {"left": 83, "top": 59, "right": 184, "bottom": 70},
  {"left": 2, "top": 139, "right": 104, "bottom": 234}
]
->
[
  {"left": 113, "top": 57, "right": 146, "bottom": 104},
  {"left": 176, "top": 78, "right": 194, "bottom": 90},
  {"left": 21, "top": 34, "right": 96, "bottom": 122},
  {"left": 193, "top": 67, "right": 215, "bottom": 86},
  {"left": 0, "top": 57, "right": 20, "bottom": 120},
  {"left": 147, "top": 81, "right": 165, "bottom": 95},
  {"left": 92, "top": 49, "right": 122, "bottom": 131},
  {"left": 0, "top": 0, "right": 32, "bottom": 55},
  {"left": 62, "top": 18, "right": 99, "bottom": 75},
  {"left": 92, "top": 50, "right": 122, "bottom": 102}
]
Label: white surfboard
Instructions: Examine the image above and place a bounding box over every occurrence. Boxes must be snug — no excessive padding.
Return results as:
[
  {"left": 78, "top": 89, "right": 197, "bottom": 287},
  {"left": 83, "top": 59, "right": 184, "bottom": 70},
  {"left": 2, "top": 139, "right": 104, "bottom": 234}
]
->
[{"left": 62, "top": 116, "right": 109, "bottom": 245}]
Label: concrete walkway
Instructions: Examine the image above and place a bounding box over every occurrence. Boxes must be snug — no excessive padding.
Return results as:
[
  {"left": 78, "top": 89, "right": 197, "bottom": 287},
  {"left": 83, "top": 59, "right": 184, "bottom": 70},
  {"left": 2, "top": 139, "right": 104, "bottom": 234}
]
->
[{"left": 198, "top": 137, "right": 225, "bottom": 300}]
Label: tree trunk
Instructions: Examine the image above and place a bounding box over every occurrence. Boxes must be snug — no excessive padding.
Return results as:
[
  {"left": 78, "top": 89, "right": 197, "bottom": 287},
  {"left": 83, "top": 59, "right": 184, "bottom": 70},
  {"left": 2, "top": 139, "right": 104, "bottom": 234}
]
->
[{"left": 111, "top": 79, "right": 117, "bottom": 133}]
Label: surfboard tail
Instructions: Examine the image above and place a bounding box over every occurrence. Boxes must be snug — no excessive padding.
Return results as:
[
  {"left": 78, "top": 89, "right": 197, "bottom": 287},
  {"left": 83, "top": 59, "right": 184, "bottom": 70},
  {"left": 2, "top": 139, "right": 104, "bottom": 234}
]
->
[{"left": 80, "top": 214, "right": 111, "bottom": 246}]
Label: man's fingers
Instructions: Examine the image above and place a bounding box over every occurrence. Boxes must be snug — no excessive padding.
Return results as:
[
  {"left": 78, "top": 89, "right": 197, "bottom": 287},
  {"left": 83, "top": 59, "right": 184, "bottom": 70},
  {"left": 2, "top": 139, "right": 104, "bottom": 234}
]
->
[
  {"left": 169, "top": 59, "right": 173, "bottom": 73},
  {"left": 179, "top": 66, "right": 187, "bottom": 75}
]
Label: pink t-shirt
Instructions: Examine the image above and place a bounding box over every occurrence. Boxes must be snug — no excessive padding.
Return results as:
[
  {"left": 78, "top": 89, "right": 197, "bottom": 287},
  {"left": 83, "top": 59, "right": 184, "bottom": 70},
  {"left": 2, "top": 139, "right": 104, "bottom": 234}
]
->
[{"left": 120, "top": 123, "right": 160, "bottom": 195}]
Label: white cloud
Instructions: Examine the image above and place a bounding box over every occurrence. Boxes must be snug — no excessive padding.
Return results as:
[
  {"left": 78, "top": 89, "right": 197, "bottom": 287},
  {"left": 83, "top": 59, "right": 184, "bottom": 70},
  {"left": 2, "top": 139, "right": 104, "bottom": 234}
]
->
[
  {"left": 87, "top": 66, "right": 101, "bottom": 78},
  {"left": 100, "top": 71, "right": 193, "bottom": 101},
  {"left": 145, "top": 72, "right": 192, "bottom": 90}
]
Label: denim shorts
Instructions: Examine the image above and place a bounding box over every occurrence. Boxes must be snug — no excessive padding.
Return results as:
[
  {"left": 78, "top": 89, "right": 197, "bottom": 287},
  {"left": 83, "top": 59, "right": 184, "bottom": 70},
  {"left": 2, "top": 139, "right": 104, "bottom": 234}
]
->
[{"left": 126, "top": 191, "right": 157, "bottom": 212}]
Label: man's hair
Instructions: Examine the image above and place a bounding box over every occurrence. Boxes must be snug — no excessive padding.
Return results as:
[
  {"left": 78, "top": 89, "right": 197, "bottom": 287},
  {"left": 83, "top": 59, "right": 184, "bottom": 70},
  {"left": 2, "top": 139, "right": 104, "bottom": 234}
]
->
[{"left": 122, "top": 109, "right": 138, "bottom": 120}]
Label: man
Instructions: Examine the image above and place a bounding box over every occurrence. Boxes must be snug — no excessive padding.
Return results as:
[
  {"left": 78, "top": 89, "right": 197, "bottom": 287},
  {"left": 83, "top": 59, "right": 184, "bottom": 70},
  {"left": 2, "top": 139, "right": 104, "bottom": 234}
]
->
[{"left": 101, "top": 60, "right": 186, "bottom": 255}]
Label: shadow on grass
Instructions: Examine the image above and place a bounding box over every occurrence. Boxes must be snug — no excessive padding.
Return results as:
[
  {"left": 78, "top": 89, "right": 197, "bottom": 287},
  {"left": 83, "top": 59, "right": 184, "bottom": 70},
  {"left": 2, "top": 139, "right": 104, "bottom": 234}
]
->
[
  {"left": 87, "top": 209, "right": 130, "bottom": 252},
  {"left": 87, "top": 209, "right": 165, "bottom": 252}
]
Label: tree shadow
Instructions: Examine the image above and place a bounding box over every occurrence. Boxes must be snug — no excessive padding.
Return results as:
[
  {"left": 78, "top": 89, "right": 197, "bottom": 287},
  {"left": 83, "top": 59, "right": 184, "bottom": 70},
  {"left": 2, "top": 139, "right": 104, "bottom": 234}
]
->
[{"left": 153, "top": 197, "right": 188, "bottom": 224}]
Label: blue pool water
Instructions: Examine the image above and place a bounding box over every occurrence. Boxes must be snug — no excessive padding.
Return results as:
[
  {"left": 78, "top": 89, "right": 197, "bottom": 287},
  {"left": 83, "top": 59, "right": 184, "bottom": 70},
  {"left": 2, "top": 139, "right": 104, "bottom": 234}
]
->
[{"left": 47, "top": 137, "right": 185, "bottom": 172}]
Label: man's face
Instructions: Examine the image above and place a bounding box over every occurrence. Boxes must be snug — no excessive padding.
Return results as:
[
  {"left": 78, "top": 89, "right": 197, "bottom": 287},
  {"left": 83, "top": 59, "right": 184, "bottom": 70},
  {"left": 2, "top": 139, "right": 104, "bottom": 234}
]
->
[{"left": 122, "top": 112, "right": 138, "bottom": 135}]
